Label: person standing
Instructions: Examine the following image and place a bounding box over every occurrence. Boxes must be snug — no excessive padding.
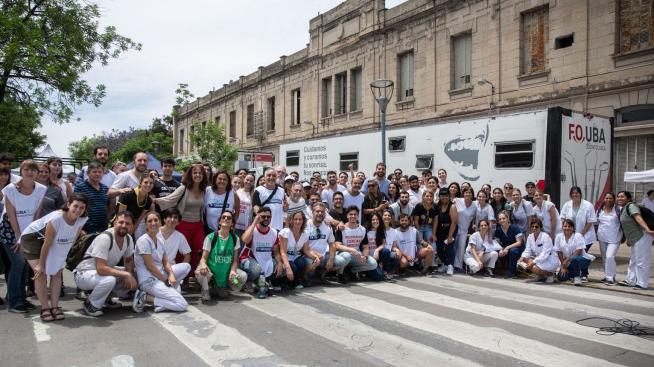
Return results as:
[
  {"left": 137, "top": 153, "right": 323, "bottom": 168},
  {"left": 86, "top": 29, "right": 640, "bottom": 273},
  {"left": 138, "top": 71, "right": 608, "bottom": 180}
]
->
[
  {"left": 78, "top": 145, "right": 117, "bottom": 188},
  {"left": 559, "top": 186, "right": 597, "bottom": 252},
  {"left": 532, "top": 189, "right": 560, "bottom": 240},
  {"left": 252, "top": 168, "right": 286, "bottom": 231},
  {"left": 204, "top": 170, "right": 240, "bottom": 233},
  {"left": 343, "top": 177, "right": 365, "bottom": 224},
  {"left": 321, "top": 171, "right": 346, "bottom": 210},
  {"left": 109, "top": 151, "right": 148, "bottom": 198},
  {"left": 642, "top": 190, "right": 654, "bottom": 212},
  {"left": 597, "top": 192, "right": 622, "bottom": 285},
  {"left": 116, "top": 175, "right": 155, "bottom": 239},
  {"left": 388, "top": 191, "right": 414, "bottom": 227},
  {"left": 74, "top": 161, "right": 110, "bottom": 235},
  {"left": 361, "top": 162, "right": 390, "bottom": 196},
  {"left": 235, "top": 173, "right": 255, "bottom": 238},
  {"left": 454, "top": 188, "right": 476, "bottom": 271},
  {"left": 435, "top": 188, "right": 458, "bottom": 275},
  {"left": 361, "top": 178, "right": 389, "bottom": 227},
  {"left": 46, "top": 157, "right": 72, "bottom": 202},
  {"left": 617, "top": 191, "right": 654, "bottom": 290},
  {"left": 152, "top": 157, "right": 180, "bottom": 204}
]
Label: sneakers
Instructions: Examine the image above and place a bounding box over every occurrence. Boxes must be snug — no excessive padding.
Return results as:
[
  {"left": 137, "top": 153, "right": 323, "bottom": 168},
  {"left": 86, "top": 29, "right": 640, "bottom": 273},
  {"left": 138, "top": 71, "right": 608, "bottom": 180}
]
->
[
  {"left": 336, "top": 273, "right": 348, "bottom": 284},
  {"left": 573, "top": 277, "right": 582, "bottom": 286},
  {"left": 633, "top": 284, "right": 648, "bottom": 290},
  {"left": 545, "top": 275, "right": 555, "bottom": 284},
  {"left": 437, "top": 264, "right": 447, "bottom": 273},
  {"left": 243, "top": 282, "right": 255, "bottom": 293},
  {"left": 8, "top": 304, "right": 29, "bottom": 313},
  {"left": 217, "top": 288, "right": 231, "bottom": 298},
  {"left": 103, "top": 298, "right": 123, "bottom": 309},
  {"left": 132, "top": 289, "right": 146, "bottom": 313},
  {"left": 484, "top": 268, "right": 495, "bottom": 278},
  {"left": 272, "top": 285, "right": 282, "bottom": 292},
  {"left": 446, "top": 265, "right": 454, "bottom": 276},
  {"left": 75, "top": 290, "right": 88, "bottom": 301},
  {"left": 618, "top": 280, "right": 634, "bottom": 287},
  {"left": 24, "top": 300, "right": 36, "bottom": 310},
  {"left": 201, "top": 289, "right": 211, "bottom": 302},
  {"left": 83, "top": 300, "right": 104, "bottom": 317},
  {"left": 580, "top": 276, "right": 588, "bottom": 283},
  {"left": 603, "top": 279, "right": 616, "bottom": 286},
  {"left": 294, "top": 284, "right": 305, "bottom": 290},
  {"left": 526, "top": 276, "right": 545, "bottom": 283}
]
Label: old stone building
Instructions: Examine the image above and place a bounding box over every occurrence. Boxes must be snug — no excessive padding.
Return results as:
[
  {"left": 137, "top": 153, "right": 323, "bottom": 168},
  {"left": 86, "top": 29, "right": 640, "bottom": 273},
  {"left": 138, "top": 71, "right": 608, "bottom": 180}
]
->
[{"left": 174, "top": 0, "right": 654, "bottom": 197}]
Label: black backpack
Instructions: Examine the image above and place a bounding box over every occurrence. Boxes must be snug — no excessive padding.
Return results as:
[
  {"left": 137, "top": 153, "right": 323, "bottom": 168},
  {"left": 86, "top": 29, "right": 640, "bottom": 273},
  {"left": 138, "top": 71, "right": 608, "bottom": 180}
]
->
[
  {"left": 625, "top": 203, "right": 654, "bottom": 231},
  {"left": 66, "top": 231, "right": 113, "bottom": 271}
]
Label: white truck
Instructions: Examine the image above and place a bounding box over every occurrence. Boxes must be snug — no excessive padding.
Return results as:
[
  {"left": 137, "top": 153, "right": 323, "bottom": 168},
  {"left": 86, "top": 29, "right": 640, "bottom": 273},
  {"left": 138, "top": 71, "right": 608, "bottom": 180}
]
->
[{"left": 279, "top": 107, "right": 613, "bottom": 209}]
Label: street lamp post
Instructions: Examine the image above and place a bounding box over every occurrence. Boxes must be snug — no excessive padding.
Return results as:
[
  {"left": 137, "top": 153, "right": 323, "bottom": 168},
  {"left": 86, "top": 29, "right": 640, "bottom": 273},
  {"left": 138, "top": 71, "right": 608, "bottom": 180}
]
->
[
  {"left": 477, "top": 78, "right": 496, "bottom": 111},
  {"left": 370, "top": 79, "right": 394, "bottom": 165}
]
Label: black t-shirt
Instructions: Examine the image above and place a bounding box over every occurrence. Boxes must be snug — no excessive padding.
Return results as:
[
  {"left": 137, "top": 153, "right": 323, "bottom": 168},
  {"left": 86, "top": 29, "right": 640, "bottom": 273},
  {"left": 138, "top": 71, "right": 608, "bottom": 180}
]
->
[
  {"left": 362, "top": 192, "right": 388, "bottom": 225},
  {"left": 153, "top": 178, "right": 181, "bottom": 198},
  {"left": 118, "top": 191, "right": 153, "bottom": 220},
  {"left": 329, "top": 209, "right": 348, "bottom": 224},
  {"left": 523, "top": 194, "right": 534, "bottom": 204},
  {"left": 412, "top": 203, "right": 437, "bottom": 226}
]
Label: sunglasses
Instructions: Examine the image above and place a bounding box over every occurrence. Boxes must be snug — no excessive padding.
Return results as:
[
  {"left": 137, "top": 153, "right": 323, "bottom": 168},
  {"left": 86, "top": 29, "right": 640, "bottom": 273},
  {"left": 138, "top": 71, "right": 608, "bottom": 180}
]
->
[
  {"left": 220, "top": 216, "right": 233, "bottom": 221},
  {"left": 259, "top": 215, "right": 272, "bottom": 219}
]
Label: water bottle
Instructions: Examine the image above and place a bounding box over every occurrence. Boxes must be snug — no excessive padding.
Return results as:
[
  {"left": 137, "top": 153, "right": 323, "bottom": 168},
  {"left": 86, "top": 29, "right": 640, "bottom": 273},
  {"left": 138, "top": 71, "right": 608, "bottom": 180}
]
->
[{"left": 257, "top": 272, "right": 268, "bottom": 299}]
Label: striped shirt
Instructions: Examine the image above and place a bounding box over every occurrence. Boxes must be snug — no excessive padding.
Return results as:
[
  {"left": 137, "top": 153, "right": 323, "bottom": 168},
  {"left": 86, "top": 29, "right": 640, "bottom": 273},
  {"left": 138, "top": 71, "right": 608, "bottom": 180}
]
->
[{"left": 74, "top": 180, "right": 109, "bottom": 234}]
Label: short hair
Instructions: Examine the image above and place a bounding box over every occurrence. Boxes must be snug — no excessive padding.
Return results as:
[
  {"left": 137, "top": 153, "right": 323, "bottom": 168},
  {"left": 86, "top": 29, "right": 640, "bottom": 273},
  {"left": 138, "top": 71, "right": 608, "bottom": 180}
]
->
[
  {"left": 0, "top": 152, "right": 15, "bottom": 163},
  {"left": 398, "top": 213, "right": 411, "bottom": 220},
  {"left": 332, "top": 191, "right": 344, "bottom": 200},
  {"left": 422, "top": 169, "right": 432, "bottom": 175},
  {"left": 399, "top": 190, "right": 410, "bottom": 196},
  {"left": 20, "top": 159, "right": 39, "bottom": 175},
  {"left": 408, "top": 175, "right": 419, "bottom": 182},
  {"left": 311, "top": 202, "right": 327, "bottom": 211},
  {"left": 161, "top": 157, "right": 176, "bottom": 166},
  {"left": 114, "top": 210, "right": 135, "bottom": 223},
  {"left": 259, "top": 206, "right": 272, "bottom": 215},
  {"left": 618, "top": 190, "right": 632, "bottom": 201},
  {"left": 346, "top": 205, "right": 360, "bottom": 214},
  {"left": 211, "top": 170, "right": 233, "bottom": 192},
  {"left": 376, "top": 162, "right": 386, "bottom": 169},
  {"left": 562, "top": 218, "right": 576, "bottom": 231},
  {"left": 530, "top": 217, "right": 544, "bottom": 229},
  {"left": 569, "top": 186, "right": 583, "bottom": 198},
  {"left": 132, "top": 151, "right": 148, "bottom": 161},
  {"left": 327, "top": 170, "right": 337, "bottom": 176},
  {"left": 93, "top": 145, "right": 110, "bottom": 156},
  {"left": 62, "top": 192, "right": 89, "bottom": 217},
  {"left": 0, "top": 167, "right": 10, "bottom": 177},
  {"left": 162, "top": 207, "right": 182, "bottom": 221},
  {"left": 87, "top": 160, "right": 104, "bottom": 172},
  {"left": 648, "top": 189, "right": 654, "bottom": 196}
]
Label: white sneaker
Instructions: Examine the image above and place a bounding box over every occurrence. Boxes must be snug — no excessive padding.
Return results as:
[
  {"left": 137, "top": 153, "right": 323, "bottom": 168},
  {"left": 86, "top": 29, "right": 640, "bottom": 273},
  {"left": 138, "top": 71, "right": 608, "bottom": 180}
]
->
[
  {"left": 446, "top": 265, "right": 454, "bottom": 276},
  {"left": 132, "top": 289, "right": 146, "bottom": 313},
  {"left": 580, "top": 276, "right": 588, "bottom": 283},
  {"left": 437, "top": 264, "right": 447, "bottom": 273},
  {"left": 545, "top": 276, "right": 555, "bottom": 284},
  {"left": 201, "top": 289, "right": 211, "bottom": 301},
  {"left": 573, "top": 277, "right": 582, "bottom": 286}
]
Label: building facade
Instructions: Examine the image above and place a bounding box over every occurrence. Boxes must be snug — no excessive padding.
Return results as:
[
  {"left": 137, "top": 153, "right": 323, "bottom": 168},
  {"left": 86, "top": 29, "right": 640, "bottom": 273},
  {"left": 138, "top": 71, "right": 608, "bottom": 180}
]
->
[{"left": 174, "top": 0, "right": 654, "bottom": 198}]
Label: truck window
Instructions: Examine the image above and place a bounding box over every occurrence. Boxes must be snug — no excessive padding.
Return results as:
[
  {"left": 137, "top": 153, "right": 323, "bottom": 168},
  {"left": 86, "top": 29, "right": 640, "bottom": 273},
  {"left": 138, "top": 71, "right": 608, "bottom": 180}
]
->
[
  {"left": 286, "top": 150, "right": 300, "bottom": 166},
  {"left": 340, "top": 152, "right": 358, "bottom": 171},
  {"left": 494, "top": 141, "right": 534, "bottom": 169},
  {"left": 415, "top": 154, "right": 433, "bottom": 170}
]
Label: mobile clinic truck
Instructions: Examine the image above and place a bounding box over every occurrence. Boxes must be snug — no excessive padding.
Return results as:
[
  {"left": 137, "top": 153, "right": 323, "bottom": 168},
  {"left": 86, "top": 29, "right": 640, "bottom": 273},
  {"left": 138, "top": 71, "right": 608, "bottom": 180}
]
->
[{"left": 280, "top": 107, "right": 613, "bottom": 209}]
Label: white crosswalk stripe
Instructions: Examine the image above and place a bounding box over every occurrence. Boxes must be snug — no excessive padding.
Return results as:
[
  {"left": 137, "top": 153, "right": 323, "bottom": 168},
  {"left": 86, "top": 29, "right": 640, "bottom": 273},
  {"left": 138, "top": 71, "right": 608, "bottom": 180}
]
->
[{"left": 354, "top": 280, "right": 654, "bottom": 356}]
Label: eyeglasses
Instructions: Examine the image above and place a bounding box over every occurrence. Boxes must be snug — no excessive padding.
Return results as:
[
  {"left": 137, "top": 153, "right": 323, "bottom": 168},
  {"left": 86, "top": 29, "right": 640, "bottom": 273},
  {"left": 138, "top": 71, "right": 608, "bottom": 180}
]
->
[
  {"left": 220, "top": 216, "right": 233, "bottom": 221},
  {"left": 504, "top": 186, "right": 513, "bottom": 189},
  {"left": 530, "top": 225, "right": 540, "bottom": 229}
]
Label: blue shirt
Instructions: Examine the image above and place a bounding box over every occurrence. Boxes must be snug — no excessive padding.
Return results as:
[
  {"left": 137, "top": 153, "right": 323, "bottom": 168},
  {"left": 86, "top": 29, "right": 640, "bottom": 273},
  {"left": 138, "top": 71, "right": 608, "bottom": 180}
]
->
[
  {"left": 494, "top": 224, "right": 524, "bottom": 248},
  {"left": 74, "top": 180, "right": 109, "bottom": 234}
]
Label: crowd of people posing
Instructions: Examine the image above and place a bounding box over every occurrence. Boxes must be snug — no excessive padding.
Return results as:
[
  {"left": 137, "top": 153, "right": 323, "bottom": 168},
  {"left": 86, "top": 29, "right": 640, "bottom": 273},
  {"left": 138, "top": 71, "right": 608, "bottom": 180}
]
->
[{"left": 0, "top": 148, "right": 652, "bottom": 322}]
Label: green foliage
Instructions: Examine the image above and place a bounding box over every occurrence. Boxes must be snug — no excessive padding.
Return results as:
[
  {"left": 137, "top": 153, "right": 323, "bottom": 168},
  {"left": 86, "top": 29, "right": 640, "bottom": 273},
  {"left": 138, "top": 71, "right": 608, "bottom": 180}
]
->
[
  {"left": 188, "top": 121, "right": 238, "bottom": 171},
  {"left": 0, "top": 0, "right": 141, "bottom": 123},
  {"left": 113, "top": 131, "right": 173, "bottom": 163},
  {"left": 0, "top": 98, "right": 46, "bottom": 156},
  {"left": 67, "top": 136, "right": 96, "bottom": 161}
]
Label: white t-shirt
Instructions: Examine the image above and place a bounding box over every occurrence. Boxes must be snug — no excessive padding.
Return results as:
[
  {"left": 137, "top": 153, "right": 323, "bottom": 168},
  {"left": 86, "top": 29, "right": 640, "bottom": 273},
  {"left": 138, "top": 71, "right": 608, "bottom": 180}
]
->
[
  {"left": 279, "top": 227, "right": 308, "bottom": 261},
  {"left": 253, "top": 185, "right": 285, "bottom": 230},
  {"left": 75, "top": 228, "right": 134, "bottom": 271},
  {"left": 337, "top": 225, "right": 367, "bottom": 252},
  {"left": 321, "top": 185, "right": 347, "bottom": 209},
  {"left": 384, "top": 228, "right": 398, "bottom": 250},
  {"left": 204, "top": 188, "right": 236, "bottom": 231},
  {"left": 22, "top": 211, "right": 87, "bottom": 275},
  {"left": 134, "top": 233, "right": 167, "bottom": 284},
  {"left": 247, "top": 227, "right": 278, "bottom": 277},
  {"left": 408, "top": 189, "right": 423, "bottom": 207},
  {"left": 559, "top": 200, "right": 597, "bottom": 244},
  {"left": 304, "top": 221, "right": 335, "bottom": 256},
  {"left": 554, "top": 232, "right": 593, "bottom": 260},
  {"left": 343, "top": 190, "right": 365, "bottom": 223},
  {"left": 2, "top": 183, "right": 47, "bottom": 233},
  {"left": 396, "top": 227, "right": 418, "bottom": 258},
  {"left": 159, "top": 229, "right": 191, "bottom": 264},
  {"left": 597, "top": 208, "right": 622, "bottom": 244},
  {"left": 111, "top": 170, "right": 140, "bottom": 190},
  {"left": 235, "top": 189, "right": 252, "bottom": 231}
]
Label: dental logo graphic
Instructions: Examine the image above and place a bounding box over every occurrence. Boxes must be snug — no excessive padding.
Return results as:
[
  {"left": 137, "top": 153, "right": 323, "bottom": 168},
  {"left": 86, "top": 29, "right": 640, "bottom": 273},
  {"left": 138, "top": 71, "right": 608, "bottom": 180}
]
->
[{"left": 443, "top": 122, "right": 489, "bottom": 181}]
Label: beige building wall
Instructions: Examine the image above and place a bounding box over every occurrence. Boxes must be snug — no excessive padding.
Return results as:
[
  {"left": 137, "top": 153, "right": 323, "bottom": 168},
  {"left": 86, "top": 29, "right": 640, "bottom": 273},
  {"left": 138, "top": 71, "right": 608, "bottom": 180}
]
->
[{"left": 174, "top": 0, "right": 654, "bottom": 197}]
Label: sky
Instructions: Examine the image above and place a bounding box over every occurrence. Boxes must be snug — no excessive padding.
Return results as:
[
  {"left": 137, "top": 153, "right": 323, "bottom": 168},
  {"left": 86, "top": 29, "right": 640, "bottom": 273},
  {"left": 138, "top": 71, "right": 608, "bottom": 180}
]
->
[{"left": 39, "top": 0, "right": 408, "bottom": 156}]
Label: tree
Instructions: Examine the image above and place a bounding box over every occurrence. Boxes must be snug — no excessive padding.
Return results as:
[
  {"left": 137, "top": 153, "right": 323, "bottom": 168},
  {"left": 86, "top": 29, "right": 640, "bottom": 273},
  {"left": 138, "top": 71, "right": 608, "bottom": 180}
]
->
[
  {"left": 0, "top": 97, "right": 46, "bottom": 156},
  {"left": 0, "top": 0, "right": 141, "bottom": 123},
  {"left": 189, "top": 121, "right": 238, "bottom": 171}
]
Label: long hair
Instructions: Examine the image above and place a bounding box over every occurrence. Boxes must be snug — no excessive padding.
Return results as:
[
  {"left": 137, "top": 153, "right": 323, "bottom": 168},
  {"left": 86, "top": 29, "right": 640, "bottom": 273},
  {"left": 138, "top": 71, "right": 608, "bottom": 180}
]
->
[
  {"left": 367, "top": 212, "right": 386, "bottom": 248},
  {"left": 45, "top": 156, "right": 64, "bottom": 179},
  {"left": 181, "top": 162, "right": 208, "bottom": 191}
]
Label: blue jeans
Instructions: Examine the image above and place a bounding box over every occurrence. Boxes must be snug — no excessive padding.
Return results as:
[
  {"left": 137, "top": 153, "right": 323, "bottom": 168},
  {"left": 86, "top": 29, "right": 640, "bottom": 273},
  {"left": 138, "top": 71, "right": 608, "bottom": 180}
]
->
[
  {"left": 1, "top": 241, "right": 27, "bottom": 308},
  {"left": 287, "top": 256, "right": 307, "bottom": 287},
  {"left": 435, "top": 237, "right": 456, "bottom": 266},
  {"left": 303, "top": 253, "right": 347, "bottom": 274},
  {"left": 339, "top": 252, "right": 379, "bottom": 273},
  {"left": 378, "top": 248, "right": 397, "bottom": 271},
  {"left": 558, "top": 256, "right": 591, "bottom": 281}
]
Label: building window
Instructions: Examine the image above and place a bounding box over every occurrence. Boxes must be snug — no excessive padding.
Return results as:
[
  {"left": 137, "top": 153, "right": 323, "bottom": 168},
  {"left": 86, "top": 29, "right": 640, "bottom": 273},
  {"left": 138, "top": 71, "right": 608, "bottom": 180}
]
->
[
  {"left": 619, "top": 0, "right": 653, "bottom": 54},
  {"left": 291, "top": 89, "right": 301, "bottom": 126},
  {"left": 350, "top": 67, "right": 362, "bottom": 112},
  {"left": 229, "top": 110, "right": 236, "bottom": 138},
  {"left": 339, "top": 152, "right": 358, "bottom": 171},
  {"left": 521, "top": 6, "right": 549, "bottom": 74},
  {"left": 267, "top": 96, "right": 275, "bottom": 131},
  {"left": 494, "top": 141, "right": 535, "bottom": 169},
  {"left": 201, "top": 121, "right": 206, "bottom": 129},
  {"left": 286, "top": 150, "right": 300, "bottom": 166},
  {"left": 415, "top": 154, "right": 434, "bottom": 170},
  {"left": 189, "top": 125, "right": 195, "bottom": 151},
  {"left": 246, "top": 104, "right": 254, "bottom": 137},
  {"left": 335, "top": 72, "right": 347, "bottom": 115},
  {"left": 215, "top": 116, "right": 221, "bottom": 124},
  {"left": 179, "top": 129, "right": 184, "bottom": 153},
  {"left": 388, "top": 136, "right": 406, "bottom": 152},
  {"left": 452, "top": 33, "right": 472, "bottom": 90},
  {"left": 398, "top": 51, "right": 414, "bottom": 101},
  {"left": 322, "top": 77, "right": 332, "bottom": 118},
  {"left": 617, "top": 104, "right": 654, "bottom": 125}
]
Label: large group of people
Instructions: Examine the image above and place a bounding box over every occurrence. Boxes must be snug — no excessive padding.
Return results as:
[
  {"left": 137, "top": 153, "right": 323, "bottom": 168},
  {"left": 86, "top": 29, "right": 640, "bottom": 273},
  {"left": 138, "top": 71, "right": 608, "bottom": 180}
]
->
[{"left": 0, "top": 148, "right": 652, "bottom": 322}]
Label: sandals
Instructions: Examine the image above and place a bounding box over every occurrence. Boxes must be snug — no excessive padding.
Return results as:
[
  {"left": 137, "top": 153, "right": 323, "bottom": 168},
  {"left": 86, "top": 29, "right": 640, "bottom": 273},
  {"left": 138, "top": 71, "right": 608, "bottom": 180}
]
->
[
  {"left": 40, "top": 308, "right": 54, "bottom": 322},
  {"left": 51, "top": 307, "right": 65, "bottom": 321}
]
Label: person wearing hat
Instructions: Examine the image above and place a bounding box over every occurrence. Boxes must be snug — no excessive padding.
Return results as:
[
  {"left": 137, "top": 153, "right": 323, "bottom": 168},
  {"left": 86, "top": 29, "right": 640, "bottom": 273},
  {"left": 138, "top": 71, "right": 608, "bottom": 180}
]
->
[
  {"left": 301, "top": 181, "right": 311, "bottom": 200},
  {"left": 283, "top": 175, "right": 295, "bottom": 196}
]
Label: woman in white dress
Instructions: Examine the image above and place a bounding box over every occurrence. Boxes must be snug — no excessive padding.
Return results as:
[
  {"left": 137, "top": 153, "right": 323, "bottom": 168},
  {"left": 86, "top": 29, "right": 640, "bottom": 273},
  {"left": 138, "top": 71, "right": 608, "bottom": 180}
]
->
[
  {"left": 464, "top": 219, "right": 499, "bottom": 277},
  {"left": 20, "top": 193, "right": 88, "bottom": 321},
  {"left": 532, "top": 189, "right": 560, "bottom": 239},
  {"left": 454, "top": 188, "right": 476, "bottom": 271},
  {"left": 520, "top": 218, "right": 559, "bottom": 283},
  {"left": 559, "top": 186, "right": 597, "bottom": 252},
  {"left": 596, "top": 192, "right": 622, "bottom": 285}
]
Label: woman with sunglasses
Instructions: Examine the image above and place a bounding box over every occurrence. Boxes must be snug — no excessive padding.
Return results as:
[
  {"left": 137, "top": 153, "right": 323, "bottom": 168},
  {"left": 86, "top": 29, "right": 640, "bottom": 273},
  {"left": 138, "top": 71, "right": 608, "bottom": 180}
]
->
[
  {"left": 464, "top": 219, "right": 498, "bottom": 277},
  {"left": 519, "top": 219, "right": 559, "bottom": 283},
  {"left": 196, "top": 210, "right": 247, "bottom": 301},
  {"left": 559, "top": 186, "right": 597, "bottom": 252},
  {"left": 133, "top": 211, "right": 188, "bottom": 313},
  {"left": 554, "top": 219, "right": 593, "bottom": 286}
]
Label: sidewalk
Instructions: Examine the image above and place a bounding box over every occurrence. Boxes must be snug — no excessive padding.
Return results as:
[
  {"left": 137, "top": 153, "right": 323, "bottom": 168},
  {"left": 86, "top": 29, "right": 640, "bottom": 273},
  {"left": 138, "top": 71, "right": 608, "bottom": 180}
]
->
[{"left": 578, "top": 242, "right": 654, "bottom": 297}]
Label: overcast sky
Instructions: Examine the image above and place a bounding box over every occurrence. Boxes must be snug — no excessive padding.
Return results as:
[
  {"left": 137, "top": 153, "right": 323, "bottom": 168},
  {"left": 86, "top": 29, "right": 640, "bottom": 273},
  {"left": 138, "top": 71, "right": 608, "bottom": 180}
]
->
[{"left": 39, "top": 0, "right": 407, "bottom": 156}]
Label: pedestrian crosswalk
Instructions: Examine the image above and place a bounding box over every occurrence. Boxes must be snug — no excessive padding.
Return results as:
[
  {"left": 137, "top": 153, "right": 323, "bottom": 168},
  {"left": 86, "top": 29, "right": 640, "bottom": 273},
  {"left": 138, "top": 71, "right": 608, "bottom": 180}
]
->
[{"left": 7, "top": 275, "right": 654, "bottom": 367}]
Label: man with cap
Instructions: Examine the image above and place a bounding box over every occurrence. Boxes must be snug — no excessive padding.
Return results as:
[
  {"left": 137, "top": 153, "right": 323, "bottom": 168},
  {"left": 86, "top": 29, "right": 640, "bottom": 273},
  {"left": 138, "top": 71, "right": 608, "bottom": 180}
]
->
[{"left": 283, "top": 174, "right": 295, "bottom": 196}]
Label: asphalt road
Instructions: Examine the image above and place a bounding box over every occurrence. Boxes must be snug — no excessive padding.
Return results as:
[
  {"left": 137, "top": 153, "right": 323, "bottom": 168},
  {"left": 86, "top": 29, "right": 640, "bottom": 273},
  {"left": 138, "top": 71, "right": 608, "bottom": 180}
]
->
[{"left": 1, "top": 272, "right": 653, "bottom": 367}]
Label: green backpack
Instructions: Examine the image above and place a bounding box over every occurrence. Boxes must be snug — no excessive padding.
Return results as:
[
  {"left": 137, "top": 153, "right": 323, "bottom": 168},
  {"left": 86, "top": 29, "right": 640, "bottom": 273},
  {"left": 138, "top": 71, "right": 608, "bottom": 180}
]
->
[{"left": 206, "top": 231, "right": 236, "bottom": 287}]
